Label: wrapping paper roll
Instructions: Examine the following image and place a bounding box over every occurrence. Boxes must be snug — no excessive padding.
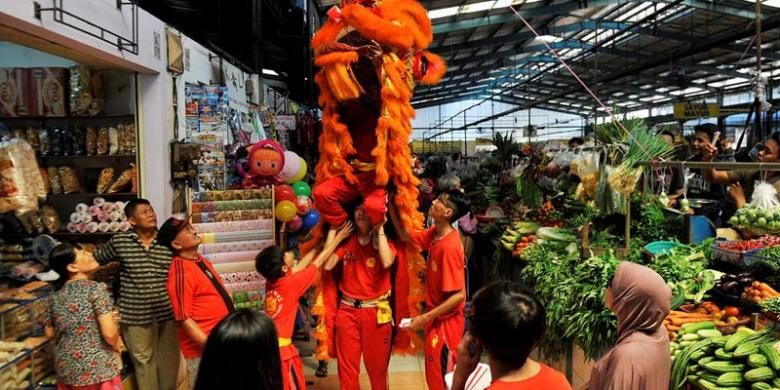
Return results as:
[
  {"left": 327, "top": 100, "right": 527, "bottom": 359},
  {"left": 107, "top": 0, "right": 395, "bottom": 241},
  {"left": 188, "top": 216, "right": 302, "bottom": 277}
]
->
[
  {"left": 110, "top": 211, "right": 122, "bottom": 222},
  {"left": 204, "top": 251, "right": 259, "bottom": 264},
  {"left": 69, "top": 213, "right": 81, "bottom": 223},
  {"left": 89, "top": 205, "right": 101, "bottom": 216},
  {"left": 220, "top": 271, "right": 264, "bottom": 285},
  {"left": 75, "top": 203, "right": 89, "bottom": 214},
  {"left": 194, "top": 220, "right": 271, "bottom": 234},
  {"left": 191, "top": 210, "right": 273, "bottom": 224},
  {"left": 191, "top": 199, "right": 272, "bottom": 213},
  {"left": 97, "top": 211, "right": 110, "bottom": 222},
  {"left": 86, "top": 222, "right": 99, "bottom": 233},
  {"left": 119, "top": 221, "right": 131, "bottom": 232},
  {"left": 77, "top": 223, "right": 88, "bottom": 233},
  {"left": 109, "top": 222, "right": 121, "bottom": 232},
  {"left": 213, "top": 261, "right": 257, "bottom": 274},
  {"left": 200, "top": 240, "right": 273, "bottom": 255},
  {"left": 192, "top": 189, "right": 272, "bottom": 202},
  {"left": 79, "top": 214, "right": 92, "bottom": 224},
  {"left": 97, "top": 222, "right": 110, "bottom": 232},
  {"left": 200, "top": 230, "right": 274, "bottom": 244},
  {"left": 114, "top": 201, "right": 125, "bottom": 213},
  {"left": 101, "top": 202, "right": 116, "bottom": 213},
  {"left": 67, "top": 223, "right": 79, "bottom": 233},
  {"left": 93, "top": 197, "right": 106, "bottom": 207}
]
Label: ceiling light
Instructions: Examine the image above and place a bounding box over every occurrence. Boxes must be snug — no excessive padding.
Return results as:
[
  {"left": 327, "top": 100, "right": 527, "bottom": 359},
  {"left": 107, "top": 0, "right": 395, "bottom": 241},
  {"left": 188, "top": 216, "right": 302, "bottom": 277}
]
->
[
  {"left": 428, "top": 6, "right": 459, "bottom": 19},
  {"left": 262, "top": 68, "right": 279, "bottom": 76},
  {"left": 460, "top": 1, "right": 495, "bottom": 13}
]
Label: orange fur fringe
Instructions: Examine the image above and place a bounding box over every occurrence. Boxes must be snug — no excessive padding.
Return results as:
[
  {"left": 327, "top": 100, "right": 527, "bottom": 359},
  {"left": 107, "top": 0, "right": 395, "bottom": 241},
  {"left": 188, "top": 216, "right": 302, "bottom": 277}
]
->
[{"left": 308, "top": 0, "right": 442, "bottom": 359}]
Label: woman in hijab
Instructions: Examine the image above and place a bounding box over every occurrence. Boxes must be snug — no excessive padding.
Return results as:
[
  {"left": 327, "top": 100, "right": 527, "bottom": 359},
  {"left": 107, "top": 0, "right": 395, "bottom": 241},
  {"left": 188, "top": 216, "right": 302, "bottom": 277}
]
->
[{"left": 585, "top": 262, "right": 672, "bottom": 390}]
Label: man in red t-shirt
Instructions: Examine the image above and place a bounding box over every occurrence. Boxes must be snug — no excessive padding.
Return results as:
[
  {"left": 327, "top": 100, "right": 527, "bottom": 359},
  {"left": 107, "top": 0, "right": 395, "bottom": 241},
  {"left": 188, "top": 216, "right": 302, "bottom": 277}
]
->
[
  {"left": 255, "top": 223, "right": 353, "bottom": 390},
  {"left": 324, "top": 204, "right": 396, "bottom": 390},
  {"left": 391, "top": 189, "right": 470, "bottom": 390},
  {"left": 159, "top": 217, "right": 234, "bottom": 389},
  {"left": 451, "top": 281, "right": 572, "bottom": 390}
]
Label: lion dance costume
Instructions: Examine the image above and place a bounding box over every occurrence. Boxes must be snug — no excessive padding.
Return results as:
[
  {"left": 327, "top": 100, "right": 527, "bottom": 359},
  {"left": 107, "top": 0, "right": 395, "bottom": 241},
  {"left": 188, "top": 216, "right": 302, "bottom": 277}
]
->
[{"left": 306, "top": 0, "right": 446, "bottom": 363}]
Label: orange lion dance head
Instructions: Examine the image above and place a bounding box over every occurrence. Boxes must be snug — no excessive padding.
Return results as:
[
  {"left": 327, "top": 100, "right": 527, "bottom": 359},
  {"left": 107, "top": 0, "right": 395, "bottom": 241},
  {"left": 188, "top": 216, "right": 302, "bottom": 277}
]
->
[{"left": 309, "top": 0, "right": 445, "bottom": 359}]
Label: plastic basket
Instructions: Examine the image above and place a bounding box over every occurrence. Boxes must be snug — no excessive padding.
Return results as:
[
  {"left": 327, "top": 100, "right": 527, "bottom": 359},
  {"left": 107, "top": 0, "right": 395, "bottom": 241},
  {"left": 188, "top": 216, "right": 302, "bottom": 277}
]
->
[{"left": 712, "top": 241, "right": 754, "bottom": 265}]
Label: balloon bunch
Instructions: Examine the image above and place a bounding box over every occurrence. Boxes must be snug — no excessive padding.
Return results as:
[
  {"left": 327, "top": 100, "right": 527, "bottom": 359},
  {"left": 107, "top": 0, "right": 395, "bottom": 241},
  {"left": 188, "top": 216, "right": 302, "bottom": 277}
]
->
[{"left": 273, "top": 153, "right": 319, "bottom": 233}]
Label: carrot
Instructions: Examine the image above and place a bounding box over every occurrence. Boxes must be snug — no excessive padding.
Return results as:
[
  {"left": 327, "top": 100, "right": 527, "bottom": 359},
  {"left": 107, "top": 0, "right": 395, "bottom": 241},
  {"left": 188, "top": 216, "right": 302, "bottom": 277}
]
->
[
  {"left": 668, "top": 312, "right": 711, "bottom": 318},
  {"left": 666, "top": 325, "right": 682, "bottom": 332},
  {"left": 670, "top": 317, "right": 710, "bottom": 326},
  {"left": 758, "top": 283, "right": 780, "bottom": 296}
]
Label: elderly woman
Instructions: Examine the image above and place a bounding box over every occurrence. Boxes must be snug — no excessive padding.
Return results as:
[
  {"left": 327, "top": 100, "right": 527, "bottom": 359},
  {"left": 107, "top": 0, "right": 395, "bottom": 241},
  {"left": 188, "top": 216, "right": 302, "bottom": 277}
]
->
[{"left": 584, "top": 262, "right": 672, "bottom": 390}]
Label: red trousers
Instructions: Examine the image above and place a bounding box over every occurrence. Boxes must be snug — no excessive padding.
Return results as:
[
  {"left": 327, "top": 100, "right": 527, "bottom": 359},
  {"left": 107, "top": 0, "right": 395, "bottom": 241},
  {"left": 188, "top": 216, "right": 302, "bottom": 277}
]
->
[
  {"left": 280, "top": 344, "right": 305, "bottom": 390},
  {"left": 424, "top": 315, "right": 465, "bottom": 390},
  {"left": 335, "top": 305, "right": 392, "bottom": 390},
  {"left": 313, "top": 172, "right": 387, "bottom": 227}
]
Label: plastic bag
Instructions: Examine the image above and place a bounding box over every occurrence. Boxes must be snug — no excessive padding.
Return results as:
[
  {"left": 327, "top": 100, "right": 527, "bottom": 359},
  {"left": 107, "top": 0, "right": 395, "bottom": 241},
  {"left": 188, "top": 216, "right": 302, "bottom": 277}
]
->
[
  {"left": 58, "top": 166, "right": 80, "bottom": 194},
  {"left": 96, "top": 167, "right": 114, "bottom": 194},
  {"left": 47, "top": 166, "right": 62, "bottom": 194},
  {"left": 0, "top": 139, "right": 46, "bottom": 213},
  {"left": 108, "top": 167, "right": 133, "bottom": 193},
  {"left": 38, "top": 128, "right": 50, "bottom": 156},
  {"left": 97, "top": 127, "right": 109, "bottom": 155},
  {"left": 41, "top": 204, "right": 61, "bottom": 233},
  {"left": 108, "top": 126, "right": 119, "bottom": 155},
  {"left": 750, "top": 181, "right": 780, "bottom": 210},
  {"left": 86, "top": 127, "right": 97, "bottom": 155}
]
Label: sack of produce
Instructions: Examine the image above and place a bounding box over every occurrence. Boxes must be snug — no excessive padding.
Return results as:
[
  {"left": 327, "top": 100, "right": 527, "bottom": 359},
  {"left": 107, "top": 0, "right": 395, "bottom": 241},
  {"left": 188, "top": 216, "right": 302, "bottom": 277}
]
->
[
  {"left": 0, "top": 139, "right": 47, "bottom": 213},
  {"left": 730, "top": 181, "right": 780, "bottom": 234},
  {"left": 96, "top": 167, "right": 114, "bottom": 194}
]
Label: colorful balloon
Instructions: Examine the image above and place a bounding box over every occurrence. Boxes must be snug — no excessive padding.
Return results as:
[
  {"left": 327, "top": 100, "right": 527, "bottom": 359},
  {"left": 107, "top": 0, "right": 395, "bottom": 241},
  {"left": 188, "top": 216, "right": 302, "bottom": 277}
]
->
[
  {"left": 278, "top": 151, "right": 301, "bottom": 183},
  {"left": 288, "top": 156, "right": 307, "bottom": 184},
  {"left": 274, "top": 185, "right": 296, "bottom": 204},
  {"left": 286, "top": 216, "right": 303, "bottom": 232},
  {"left": 294, "top": 196, "right": 312, "bottom": 215},
  {"left": 275, "top": 200, "right": 297, "bottom": 222},
  {"left": 292, "top": 182, "right": 311, "bottom": 197},
  {"left": 301, "top": 209, "right": 320, "bottom": 230}
]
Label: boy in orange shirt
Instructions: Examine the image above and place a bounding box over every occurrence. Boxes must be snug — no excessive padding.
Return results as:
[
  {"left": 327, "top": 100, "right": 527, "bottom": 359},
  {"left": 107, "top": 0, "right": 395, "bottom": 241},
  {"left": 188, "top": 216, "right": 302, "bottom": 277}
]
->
[
  {"left": 255, "top": 222, "right": 353, "bottom": 390},
  {"left": 391, "top": 189, "right": 470, "bottom": 390}
]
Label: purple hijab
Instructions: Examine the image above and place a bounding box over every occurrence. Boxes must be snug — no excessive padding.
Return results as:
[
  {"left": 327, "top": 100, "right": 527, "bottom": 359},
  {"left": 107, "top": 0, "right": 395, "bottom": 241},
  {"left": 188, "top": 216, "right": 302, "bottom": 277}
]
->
[{"left": 585, "top": 262, "right": 672, "bottom": 390}]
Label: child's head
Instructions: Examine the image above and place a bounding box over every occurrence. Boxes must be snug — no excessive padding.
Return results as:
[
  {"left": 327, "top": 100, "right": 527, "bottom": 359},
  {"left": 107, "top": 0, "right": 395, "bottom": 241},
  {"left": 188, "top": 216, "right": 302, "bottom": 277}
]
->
[
  {"left": 195, "top": 309, "right": 282, "bottom": 390},
  {"left": 255, "top": 245, "right": 295, "bottom": 284},
  {"left": 49, "top": 243, "right": 100, "bottom": 289},
  {"left": 429, "top": 189, "right": 470, "bottom": 224},
  {"left": 157, "top": 217, "right": 201, "bottom": 253},
  {"left": 470, "top": 281, "right": 546, "bottom": 370}
]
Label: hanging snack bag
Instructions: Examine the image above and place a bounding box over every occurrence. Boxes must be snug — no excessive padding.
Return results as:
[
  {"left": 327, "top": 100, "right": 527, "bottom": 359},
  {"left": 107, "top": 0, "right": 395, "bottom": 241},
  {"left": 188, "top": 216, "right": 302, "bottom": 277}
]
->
[
  {"left": 96, "top": 167, "right": 114, "bottom": 194},
  {"left": 130, "top": 164, "right": 138, "bottom": 193},
  {"left": 50, "top": 128, "right": 64, "bottom": 156},
  {"left": 38, "top": 128, "right": 50, "bottom": 156},
  {"left": 108, "top": 167, "right": 133, "bottom": 193},
  {"left": 58, "top": 166, "right": 81, "bottom": 194},
  {"left": 0, "top": 139, "right": 47, "bottom": 213},
  {"left": 108, "top": 127, "right": 119, "bottom": 155},
  {"left": 85, "top": 127, "right": 97, "bottom": 155},
  {"left": 47, "top": 166, "right": 62, "bottom": 195},
  {"left": 97, "top": 127, "right": 109, "bottom": 155},
  {"left": 41, "top": 204, "right": 61, "bottom": 234}
]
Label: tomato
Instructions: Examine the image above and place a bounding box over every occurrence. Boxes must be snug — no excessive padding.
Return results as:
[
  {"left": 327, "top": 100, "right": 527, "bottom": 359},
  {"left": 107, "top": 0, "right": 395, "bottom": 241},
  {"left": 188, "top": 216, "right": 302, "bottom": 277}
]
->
[{"left": 724, "top": 307, "right": 740, "bottom": 317}]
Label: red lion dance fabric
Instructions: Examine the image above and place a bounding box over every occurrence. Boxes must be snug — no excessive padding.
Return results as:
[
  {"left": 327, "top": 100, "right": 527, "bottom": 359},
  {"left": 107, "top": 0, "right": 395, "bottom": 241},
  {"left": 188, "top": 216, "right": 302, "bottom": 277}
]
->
[{"left": 306, "top": 0, "right": 446, "bottom": 359}]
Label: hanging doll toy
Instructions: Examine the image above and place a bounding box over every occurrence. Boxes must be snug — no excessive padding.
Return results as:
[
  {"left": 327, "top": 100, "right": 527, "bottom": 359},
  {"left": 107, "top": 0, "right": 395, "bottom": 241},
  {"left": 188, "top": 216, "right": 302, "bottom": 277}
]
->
[
  {"left": 302, "top": 0, "right": 447, "bottom": 359},
  {"left": 235, "top": 140, "right": 285, "bottom": 188}
]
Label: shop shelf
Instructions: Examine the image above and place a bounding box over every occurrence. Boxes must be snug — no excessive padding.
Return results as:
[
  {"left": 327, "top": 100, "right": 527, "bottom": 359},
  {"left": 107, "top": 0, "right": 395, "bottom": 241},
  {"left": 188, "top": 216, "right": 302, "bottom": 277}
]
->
[
  {"left": 51, "top": 232, "right": 117, "bottom": 240},
  {"left": 46, "top": 192, "right": 137, "bottom": 199},
  {"left": 37, "top": 154, "right": 136, "bottom": 161},
  {"left": 0, "top": 114, "right": 135, "bottom": 121}
]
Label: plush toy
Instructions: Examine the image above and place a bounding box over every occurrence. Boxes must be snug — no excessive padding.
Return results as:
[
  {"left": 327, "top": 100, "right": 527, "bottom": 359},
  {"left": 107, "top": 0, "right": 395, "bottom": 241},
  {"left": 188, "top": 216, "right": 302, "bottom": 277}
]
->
[{"left": 235, "top": 140, "right": 285, "bottom": 188}]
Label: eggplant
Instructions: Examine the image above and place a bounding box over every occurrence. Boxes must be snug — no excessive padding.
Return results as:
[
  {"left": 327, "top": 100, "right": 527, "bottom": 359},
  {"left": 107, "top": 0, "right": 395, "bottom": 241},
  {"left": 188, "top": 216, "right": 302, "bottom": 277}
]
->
[
  {"left": 720, "top": 280, "right": 740, "bottom": 292},
  {"left": 737, "top": 276, "right": 755, "bottom": 285}
]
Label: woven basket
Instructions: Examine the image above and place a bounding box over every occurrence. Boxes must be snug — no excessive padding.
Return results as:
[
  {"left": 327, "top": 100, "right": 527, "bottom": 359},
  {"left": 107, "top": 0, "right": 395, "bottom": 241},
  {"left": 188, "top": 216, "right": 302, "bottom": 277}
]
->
[{"left": 716, "top": 318, "right": 751, "bottom": 335}]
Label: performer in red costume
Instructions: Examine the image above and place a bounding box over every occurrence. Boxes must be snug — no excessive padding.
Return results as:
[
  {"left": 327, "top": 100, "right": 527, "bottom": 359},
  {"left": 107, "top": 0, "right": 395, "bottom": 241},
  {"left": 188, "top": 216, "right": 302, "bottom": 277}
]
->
[
  {"left": 391, "top": 189, "right": 470, "bottom": 390},
  {"left": 324, "top": 202, "right": 396, "bottom": 390}
]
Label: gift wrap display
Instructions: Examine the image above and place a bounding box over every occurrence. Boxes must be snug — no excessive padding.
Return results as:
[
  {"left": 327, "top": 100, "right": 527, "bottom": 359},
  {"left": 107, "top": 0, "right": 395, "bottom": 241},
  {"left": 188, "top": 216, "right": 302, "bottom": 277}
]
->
[
  {"left": 65, "top": 198, "right": 131, "bottom": 234},
  {"left": 191, "top": 189, "right": 274, "bottom": 309}
]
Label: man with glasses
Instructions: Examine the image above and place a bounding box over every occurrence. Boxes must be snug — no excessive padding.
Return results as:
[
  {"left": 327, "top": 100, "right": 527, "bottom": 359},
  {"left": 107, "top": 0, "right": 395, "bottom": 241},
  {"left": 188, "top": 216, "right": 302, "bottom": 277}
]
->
[
  {"left": 390, "top": 189, "right": 470, "bottom": 390},
  {"left": 93, "top": 199, "right": 180, "bottom": 390}
]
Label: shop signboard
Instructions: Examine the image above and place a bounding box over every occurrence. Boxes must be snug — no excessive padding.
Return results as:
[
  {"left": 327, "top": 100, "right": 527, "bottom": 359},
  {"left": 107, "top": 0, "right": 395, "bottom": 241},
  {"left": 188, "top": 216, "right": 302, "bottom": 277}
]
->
[{"left": 673, "top": 102, "right": 720, "bottom": 119}]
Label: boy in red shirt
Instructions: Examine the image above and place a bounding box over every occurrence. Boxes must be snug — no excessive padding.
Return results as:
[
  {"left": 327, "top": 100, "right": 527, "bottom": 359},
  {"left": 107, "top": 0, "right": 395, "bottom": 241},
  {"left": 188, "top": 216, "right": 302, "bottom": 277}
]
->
[
  {"left": 159, "top": 217, "right": 234, "bottom": 389},
  {"left": 323, "top": 204, "right": 396, "bottom": 390},
  {"left": 391, "top": 189, "right": 470, "bottom": 390},
  {"left": 451, "top": 281, "right": 572, "bottom": 390},
  {"left": 255, "top": 222, "right": 353, "bottom": 390}
]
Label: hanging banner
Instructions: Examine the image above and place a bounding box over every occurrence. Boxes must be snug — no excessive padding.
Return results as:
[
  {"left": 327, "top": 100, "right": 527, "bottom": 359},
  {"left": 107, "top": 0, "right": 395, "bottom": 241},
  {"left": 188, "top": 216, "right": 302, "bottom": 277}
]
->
[{"left": 673, "top": 102, "right": 720, "bottom": 119}]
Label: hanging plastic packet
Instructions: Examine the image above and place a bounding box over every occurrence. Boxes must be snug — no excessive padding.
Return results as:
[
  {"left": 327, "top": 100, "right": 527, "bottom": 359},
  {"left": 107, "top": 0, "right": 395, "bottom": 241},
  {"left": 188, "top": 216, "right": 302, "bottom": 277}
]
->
[{"left": 749, "top": 181, "right": 780, "bottom": 210}]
